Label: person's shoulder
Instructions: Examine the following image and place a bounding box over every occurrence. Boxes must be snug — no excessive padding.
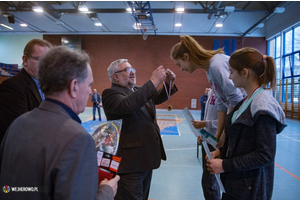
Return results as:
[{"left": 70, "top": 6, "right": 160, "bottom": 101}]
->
[
  {"left": 102, "top": 86, "right": 122, "bottom": 97},
  {"left": 0, "top": 75, "right": 26, "bottom": 92},
  {"left": 211, "top": 53, "right": 229, "bottom": 61},
  {"left": 2, "top": 69, "right": 31, "bottom": 85},
  {"left": 102, "top": 86, "right": 116, "bottom": 93},
  {"left": 49, "top": 111, "right": 92, "bottom": 142},
  {"left": 104, "top": 84, "right": 129, "bottom": 92},
  {"left": 253, "top": 89, "right": 275, "bottom": 103},
  {"left": 134, "top": 85, "right": 142, "bottom": 89},
  {"left": 209, "top": 54, "right": 229, "bottom": 70},
  {"left": 251, "top": 89, "right": 285, "bottom": 122}
]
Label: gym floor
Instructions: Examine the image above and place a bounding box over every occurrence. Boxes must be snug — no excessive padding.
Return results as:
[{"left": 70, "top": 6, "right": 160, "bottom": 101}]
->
[{"left": 79, "top": 107, "right": 300, "bottom": 200}]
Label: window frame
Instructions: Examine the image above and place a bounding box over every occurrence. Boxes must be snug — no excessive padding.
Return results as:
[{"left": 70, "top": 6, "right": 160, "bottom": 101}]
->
[{"left": 268, "top": 22, "right": 300, "bottom": 103}]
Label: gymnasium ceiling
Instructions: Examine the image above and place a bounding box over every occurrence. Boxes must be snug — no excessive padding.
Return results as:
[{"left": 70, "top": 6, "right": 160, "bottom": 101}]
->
[{"left": 0, "top": 1, "right": 295, "bottom": 38}]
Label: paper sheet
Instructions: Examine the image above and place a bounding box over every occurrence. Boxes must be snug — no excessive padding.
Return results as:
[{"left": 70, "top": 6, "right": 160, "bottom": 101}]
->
[
  {"left": 182, "top": 107, "right": 201, "bottom": 137},
  {"left": 202, "top": 141, "right": 226, "bottom": 193},
  {"left": 199, "top": 128, "right": 218, "bottom": 149}
]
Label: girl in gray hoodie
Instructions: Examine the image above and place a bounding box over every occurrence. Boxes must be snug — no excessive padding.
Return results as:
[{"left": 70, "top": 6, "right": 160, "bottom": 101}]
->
[{"left": 207, "top": 47, "right": 286, "bottom": 200}]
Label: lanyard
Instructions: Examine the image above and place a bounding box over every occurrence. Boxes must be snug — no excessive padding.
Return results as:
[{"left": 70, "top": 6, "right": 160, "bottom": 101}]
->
[
  {"left": 163, "top": 80, "right": 172, "bottom": 102},
  {"left": 231, "top": 87, "right": 263, "bottom": 123},
  {"left": 163, "top": 80, "right": 173, "bottom": 111}
]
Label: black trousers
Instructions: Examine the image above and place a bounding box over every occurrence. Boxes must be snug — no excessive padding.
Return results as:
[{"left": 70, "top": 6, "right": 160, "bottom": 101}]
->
[{"left": 114, "top": 170, "right": 153, "bottom": 200}]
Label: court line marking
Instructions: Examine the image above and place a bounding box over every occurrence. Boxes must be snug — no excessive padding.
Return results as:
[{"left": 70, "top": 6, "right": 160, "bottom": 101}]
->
[
  {"left": 279, "top": 134, "right": 300, "bottom": 142},
  {"left": 86, "top": 116, "right": 93, "bottom": 121},
  {"left": 284, "top": 130, "right": 300, "bottom": 135},
  {"left": 275, "top": 163, "right": 300, "bottom": 181},
  {"left": 165, "top": 147, "right": 300, "bottom": 181}
]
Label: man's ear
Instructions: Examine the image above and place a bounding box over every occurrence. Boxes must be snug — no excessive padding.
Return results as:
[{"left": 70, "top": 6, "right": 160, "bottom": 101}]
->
[
  {"left": 69, "top": 79, "right": 78, "bottom": 98},
  {"left": 112, "top": 73, "right": 119, "bottom": 82},
  {"left": 183, "top": 53, "right": 189, "bottom": 61},
  {"left": 22, "top": 55, "right": 28, "bottom": 67}
]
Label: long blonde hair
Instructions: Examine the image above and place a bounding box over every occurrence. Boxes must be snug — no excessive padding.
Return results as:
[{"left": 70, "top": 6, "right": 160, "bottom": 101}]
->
[{"left": 170, "top": 35, "right": 224, "bottom": 68}]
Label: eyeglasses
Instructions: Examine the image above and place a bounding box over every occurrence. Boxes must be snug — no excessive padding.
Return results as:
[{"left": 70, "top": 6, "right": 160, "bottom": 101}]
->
[
  {"left": 26, "top": 55, "right": 40, "bottom": 61},
  {"left": 114, "top": 68, "right": 136, "bottom": 74}
]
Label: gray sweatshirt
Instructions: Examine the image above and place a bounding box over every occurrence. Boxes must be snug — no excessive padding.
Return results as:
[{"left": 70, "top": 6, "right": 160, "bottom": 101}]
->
[{"left": 206, "top": 54, "right": 244, "bottom": 112}]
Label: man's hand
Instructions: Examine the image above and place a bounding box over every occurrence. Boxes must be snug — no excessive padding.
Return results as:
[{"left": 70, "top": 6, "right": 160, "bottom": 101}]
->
[
  {"left": 165, "top": 69, "right": 176, "bottom": 87},
  {"left": 99, "top": 175, "right": 120, "bottom": 196},
  {"left": 150, "top": 65, "right": 167, "bottom": 88}
]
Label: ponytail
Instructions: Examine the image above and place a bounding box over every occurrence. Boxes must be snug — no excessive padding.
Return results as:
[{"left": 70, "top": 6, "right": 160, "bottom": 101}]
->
[
  {"left": 261, "top": 56, "right": 276, "bottom": 90},
  {"left": 171, "top": 35, "right": 224, "bottom": 68},
  {"left": 229, "top": 47, "right": 276, "bottom": 90}
]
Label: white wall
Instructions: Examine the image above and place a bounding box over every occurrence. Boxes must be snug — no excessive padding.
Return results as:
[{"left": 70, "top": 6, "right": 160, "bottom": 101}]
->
[
  {"left": 0, "top": 34, "right": 43, "bottom": 67},
  {"left": 265, "top": 1, "right": 300, "bottom": 40}
]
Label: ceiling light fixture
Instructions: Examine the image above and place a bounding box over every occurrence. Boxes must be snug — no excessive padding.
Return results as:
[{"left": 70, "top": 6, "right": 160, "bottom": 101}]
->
[
  {"left": 55, "top": 21, "right": 64, "bottom": 26},
  {"left": 78, "top": 5, "right": 89, "bottom": 12},
  {"left": 274, "top": 7, "right": 285, "bottom": 13},
  {"left": 95, "top": 22, "right": 102, "bottom": 26},
  {"left": 215, "top": 23, "right": 223, "bottom": 28},
  {"left": 175, "top": 23, "right": 182, "bottom": 27},
  {"left": 0, "top": 23, "right": 13, "bottom": 30},
  {"left": 126, "top": 8, "right": 132, "bottom": 12},
  {"left": 32, "top": 6, "right": 43, "bottom": 12},
  {"left": 175, "top": 8, "right": 184, "bottom": 12},
  {"left": 62, "top": 39, "right": 69, "bottom": 44},
  {"left": 8, "top": 7, "right": 16, "bottom": 11},
  {"left": 257, "top": 23, "right": 264, "bottom": 28},
  {"left": 20, "top": 23, "right": 27, "bottom": 27}
]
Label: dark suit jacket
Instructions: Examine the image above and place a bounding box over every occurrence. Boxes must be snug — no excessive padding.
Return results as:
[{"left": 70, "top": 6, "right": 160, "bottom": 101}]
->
[
  {"left": 0, "top": 100, "right": 114, "bottom": 200},
  {"left": 0, "top": 68, "right": 42, "bottom": 143},
  {"left": 91, "top": 92, "right": 101, "bottom": 105},
  {"left": 102, "top": 80, "right": 178, "bottom": 173}
]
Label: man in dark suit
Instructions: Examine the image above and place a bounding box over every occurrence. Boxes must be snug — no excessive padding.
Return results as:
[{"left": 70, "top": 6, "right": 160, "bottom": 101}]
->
[
  {"left": 0, "top": 39, "right": 52, "bottom": 143},
  {"left": 91, "top": 88, "right": 102, "bottom": 121},
  {"left": 0, "top": 46, "right": 119, "bottom": 200},
  {"left": 102, "top": 59, "right": 178, "bottom": 200}
]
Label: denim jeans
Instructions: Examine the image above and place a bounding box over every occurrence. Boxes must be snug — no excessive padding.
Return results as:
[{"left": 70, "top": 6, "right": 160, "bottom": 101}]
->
[{"left": 92, "top": 104, "right": 101, "bottom": 121}]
